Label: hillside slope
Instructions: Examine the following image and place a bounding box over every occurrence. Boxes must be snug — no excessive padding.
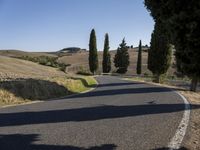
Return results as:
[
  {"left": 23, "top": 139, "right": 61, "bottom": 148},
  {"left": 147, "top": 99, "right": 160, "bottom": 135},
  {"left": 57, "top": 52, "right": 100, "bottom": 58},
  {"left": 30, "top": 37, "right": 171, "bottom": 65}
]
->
[
  {"left": 0, "top": 55, "right": 65, "bottom": 79},
  {"left": 0, "top": 49, "right": 175, "bottom": 75},
  {"left": 58, "top": 49, "right": 175, "bottom": 75},
  {"left": 0, "top": 55, "right": 97, "bottom": 106},
  {"left": 58, "top": 49, "right": 150, "bottom": 75},
  {"left": 0, "top": 50, "right": 56, "bottom": 58}
]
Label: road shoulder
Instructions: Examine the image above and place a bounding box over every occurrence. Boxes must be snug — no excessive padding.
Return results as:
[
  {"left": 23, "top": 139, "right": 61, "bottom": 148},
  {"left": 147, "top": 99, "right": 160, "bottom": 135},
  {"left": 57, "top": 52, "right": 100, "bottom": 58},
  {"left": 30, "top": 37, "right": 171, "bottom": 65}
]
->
[{"left": 124, "top": 77, "right": 200, "bottom": 150}]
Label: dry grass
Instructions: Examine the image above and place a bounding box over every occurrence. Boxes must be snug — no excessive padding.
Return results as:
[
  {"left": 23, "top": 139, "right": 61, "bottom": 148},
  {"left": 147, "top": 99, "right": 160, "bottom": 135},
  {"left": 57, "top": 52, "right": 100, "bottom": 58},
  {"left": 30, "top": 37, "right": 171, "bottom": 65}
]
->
[
  {"left": 0, "top": 89, "right": 29, "bottom": 106},
  {"left": 50, "top": 76, "right": 97, "bottom": 93},
  {"left": 0, "top": 55, "right": 97, "bottom": 106},
  {"left": 58, "top": 49, "right": 176, "bottom": 75},
  {"left": 0, "top": 78, "right": 69, "bottom": 106},
  {"left": 0, "top": 76, "right": 97, "bottom": 107},
  {"left": 0, "top": 50, "right": 56, "bottom": 58},
  {"left": 0, "top": 55, "right": 65, "bottom": 79},
  {"left": 1, "top": 49, "right": 176, "bottom": 75}
]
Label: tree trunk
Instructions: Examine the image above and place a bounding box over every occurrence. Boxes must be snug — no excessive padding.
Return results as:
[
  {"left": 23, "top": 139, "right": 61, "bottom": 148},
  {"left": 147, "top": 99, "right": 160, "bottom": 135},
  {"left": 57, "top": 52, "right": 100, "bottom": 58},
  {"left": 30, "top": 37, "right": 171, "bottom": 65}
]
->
[
  {"left": 190, "top": 77, "right": 198, "bottom": 92},
  {"left": 153, "top": 74, "right": 160, "bottom": 83}
]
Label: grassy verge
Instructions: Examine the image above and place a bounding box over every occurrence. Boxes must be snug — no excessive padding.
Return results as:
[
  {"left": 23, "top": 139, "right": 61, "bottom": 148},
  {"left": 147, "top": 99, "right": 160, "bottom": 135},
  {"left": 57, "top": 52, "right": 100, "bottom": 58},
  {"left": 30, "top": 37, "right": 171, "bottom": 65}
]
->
[
  {"left": 50, "top": 76, "right": 97, "bottom": 93},
  {"left": 0, "top": 76, "right": 97, "bottom": 107},
  {"left": 125, "top": 77, "right": 200, "bottom": 150}
]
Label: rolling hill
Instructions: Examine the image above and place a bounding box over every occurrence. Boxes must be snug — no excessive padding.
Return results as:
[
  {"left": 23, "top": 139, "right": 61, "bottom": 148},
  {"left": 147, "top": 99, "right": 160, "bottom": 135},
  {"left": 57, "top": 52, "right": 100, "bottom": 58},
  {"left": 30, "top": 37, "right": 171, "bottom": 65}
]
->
[
  {"left": 0, "top": 55, "right": 65, "bottom": 79},
  {"left": 0, "top": 48, "right": 175, "bottom": 76}
]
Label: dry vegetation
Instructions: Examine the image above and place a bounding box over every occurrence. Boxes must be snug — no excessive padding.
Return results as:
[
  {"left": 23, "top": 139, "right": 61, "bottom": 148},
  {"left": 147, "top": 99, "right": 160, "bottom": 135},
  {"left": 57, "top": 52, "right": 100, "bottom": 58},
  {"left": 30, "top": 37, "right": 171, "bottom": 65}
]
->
[
  {"left": 57, "top": 48, "right": 176, "bottom": 75},
  {"left": 0, "top": 55, "right": 97, "bottom": 107},
  {"left": 0, "top": 49, "right": 176, "bottom": 76},
  {"left": 0, "top": 50, "right": 56, "bottom": 58},
  {"left": 0, "top": 50, "right": 198, "bottom": 148},
  {"left": 0, "top": 55, "right": 65, "bottom": 79},
  {"left": 0, "top": 76, "right": 97, "bottom": 106}
]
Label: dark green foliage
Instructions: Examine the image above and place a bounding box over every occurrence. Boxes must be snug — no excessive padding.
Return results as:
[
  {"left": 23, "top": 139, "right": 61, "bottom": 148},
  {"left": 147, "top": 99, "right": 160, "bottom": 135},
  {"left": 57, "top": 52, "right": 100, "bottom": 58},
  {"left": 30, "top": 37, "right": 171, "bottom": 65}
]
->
[
  {"left": 76, "top": 66, "right": 92, "bottom": 76},
  {"left": 20, "top": 55, "right": 69, "bottom": 72},
  {"left": 102, "top": 33, "right": 111, "bottom": 73},
  {"left": 76, "top": 70, "right": 92, "bottom": 76},
  {"left": 148, "top": 22, "right": 172, "bottom": 83},
  {"left": 131, "top": 45, "right": 133, "bottom": 49},
  {"left": 136, "top": 40, "right": 142, "bottom": 75},
  {"left": 145, "top": 0, "right": 200, "bottom": 91},
  {"left": 114, "top": 38, "right": 130, "bottom": 74},
  {"left": 89, "top": 29, "right": 98, "bottom": 74},
  {"left": 58, "top": 63, "right": 68, "bottom": 72},
  {"left": 60, "top": 47, "right": 81, "bottom": 53}
]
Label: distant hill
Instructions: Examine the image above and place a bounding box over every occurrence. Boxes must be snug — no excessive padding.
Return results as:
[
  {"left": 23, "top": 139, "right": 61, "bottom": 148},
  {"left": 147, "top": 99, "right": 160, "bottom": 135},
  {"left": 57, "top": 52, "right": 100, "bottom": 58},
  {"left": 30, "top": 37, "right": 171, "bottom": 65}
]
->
[
  {"left": 0, "top": 49, "right": 57, "bottom": 58},
  {"left": 0, "top": 47, "right": 175, "bottom": 76},
  {"left": 133, "top": 45, "right": 150, "bottom": 52},
  {"left": 59, "top": 47, "right": 87, "bottom": 53}
]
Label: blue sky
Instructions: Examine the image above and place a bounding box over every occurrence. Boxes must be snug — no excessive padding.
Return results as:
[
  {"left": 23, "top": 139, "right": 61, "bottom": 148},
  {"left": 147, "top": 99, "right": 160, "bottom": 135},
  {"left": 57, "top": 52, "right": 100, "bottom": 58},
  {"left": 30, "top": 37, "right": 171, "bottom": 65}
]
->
[{"left": 0, "top": 0, "right": 154, "bottom": 52}]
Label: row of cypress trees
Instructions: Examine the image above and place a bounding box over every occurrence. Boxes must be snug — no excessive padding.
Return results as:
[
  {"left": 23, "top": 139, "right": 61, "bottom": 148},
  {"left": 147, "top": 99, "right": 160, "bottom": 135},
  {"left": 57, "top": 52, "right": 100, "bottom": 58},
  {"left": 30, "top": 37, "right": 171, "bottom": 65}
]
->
[
  {"left": 102, "top": 33, "right": 111, "bottom": 73},
  {"left": 145, "top": 0, "right": 200, "bottom": 91},
  {"left": 147, "top": 22, "right": 172, "bottom": 83},
  {"left": 89, "top": 29, "right": 111, "bottom": 75},
  {"left": 89, "top": 29, "right": 98, "bottom": 75},
  {"left": 114, "top": 38, "right": 130, "bottom": 74},
  {"left": 89, "top": 29, "right": 143, "bottom": 75}
]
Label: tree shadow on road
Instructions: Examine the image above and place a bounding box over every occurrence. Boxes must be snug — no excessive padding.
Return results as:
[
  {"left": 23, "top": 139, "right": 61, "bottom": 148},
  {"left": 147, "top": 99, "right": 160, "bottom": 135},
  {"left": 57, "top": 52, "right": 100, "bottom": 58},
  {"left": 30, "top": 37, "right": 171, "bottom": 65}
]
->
[
  {"left": 0, "top": 104, "right": 199, "bottom": 127},
  {"left": 65, "top": 86, "right": 173, "bottom": 99},
  {"left": 0, "top": 134, "right": 117, "bottom": 150},
  {"left": 97, "top": 82, "right": 143, "bottom": 87}
]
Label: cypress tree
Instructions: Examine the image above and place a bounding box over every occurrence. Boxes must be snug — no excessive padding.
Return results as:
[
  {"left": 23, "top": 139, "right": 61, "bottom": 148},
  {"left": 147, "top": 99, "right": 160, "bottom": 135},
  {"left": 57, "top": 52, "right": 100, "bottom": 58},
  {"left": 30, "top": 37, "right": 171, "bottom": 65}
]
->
[
  {"left": 102, "top": 33, "right": 111, "bottom": 73},
  {"left": 136, "top": 40, "right": 142, "bottom": 75},
  {"left": 148, "top": 22, "right": 172, "bottom": 83},
  {"left": 114, "top": 38, "right": 130, "bottom": 74},
  {"left": 145, "top": 0, "right": 200, "bottom": 91},
  {"left": 89, "top": 29, "right": 98, "bottom": 75}
]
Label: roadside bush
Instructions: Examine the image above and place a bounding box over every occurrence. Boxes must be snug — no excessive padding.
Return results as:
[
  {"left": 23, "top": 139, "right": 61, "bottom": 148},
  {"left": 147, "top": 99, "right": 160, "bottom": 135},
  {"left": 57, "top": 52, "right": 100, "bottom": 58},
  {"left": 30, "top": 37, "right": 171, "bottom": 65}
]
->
[
  {"left": 76, "top": 66, "right": 92, "bottom": 76},
  {"left": 20, "top": 55, "right": 68, "bottom": 72},
  {"left": 143, "top": 72, "right": 149, "bottom": 77},
  {"left": 77, "top": 70, "right": 92, "bottom": 76}
]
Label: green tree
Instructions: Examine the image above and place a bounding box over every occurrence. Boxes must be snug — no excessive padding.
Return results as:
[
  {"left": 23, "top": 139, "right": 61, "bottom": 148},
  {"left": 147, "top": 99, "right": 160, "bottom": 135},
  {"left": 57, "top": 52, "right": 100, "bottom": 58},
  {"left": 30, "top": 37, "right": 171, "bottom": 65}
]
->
[
  {"left": 89, "top": 29, "right": 98, "bottom": 75},
  {"left": 148, "top": 22, "right": 172, "bottom": 83},
  {"left": 102, "top": 33, "right": 111, "bottom": 73},
  {"left": 136, "top": 40, "right": 142, "bottom": 75},
  {"left": 145, "top": 0, "right": 200, "bottom": 91},
  {"left": 114, "top": 38, "right": 130, "bottom": 74}
]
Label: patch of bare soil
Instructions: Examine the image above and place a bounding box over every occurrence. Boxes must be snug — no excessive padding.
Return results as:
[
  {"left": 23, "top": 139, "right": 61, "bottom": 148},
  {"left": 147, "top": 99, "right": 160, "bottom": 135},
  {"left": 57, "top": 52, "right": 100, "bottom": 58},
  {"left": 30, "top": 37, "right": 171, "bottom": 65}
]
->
[{"left": 180, "top": 91, "right": 200, "bottom": 150}]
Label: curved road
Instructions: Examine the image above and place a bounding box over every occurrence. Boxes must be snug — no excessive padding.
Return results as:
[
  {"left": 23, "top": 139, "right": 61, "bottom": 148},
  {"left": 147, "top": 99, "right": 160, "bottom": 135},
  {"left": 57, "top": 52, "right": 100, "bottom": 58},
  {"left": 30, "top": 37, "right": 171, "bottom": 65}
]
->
[{"left": 0, "top": 76, "right": 187, "bottom": 150}]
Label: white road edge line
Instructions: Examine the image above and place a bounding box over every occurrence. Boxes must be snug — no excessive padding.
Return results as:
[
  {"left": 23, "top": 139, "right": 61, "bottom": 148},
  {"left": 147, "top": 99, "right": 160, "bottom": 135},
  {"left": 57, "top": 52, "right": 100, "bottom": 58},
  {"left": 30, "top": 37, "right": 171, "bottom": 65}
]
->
[
  {"left": 168, "top": 91, "right": 190, "bottom": 150},
  {"left": 122, "top": 78, "right": 191, "bottom": 149}
]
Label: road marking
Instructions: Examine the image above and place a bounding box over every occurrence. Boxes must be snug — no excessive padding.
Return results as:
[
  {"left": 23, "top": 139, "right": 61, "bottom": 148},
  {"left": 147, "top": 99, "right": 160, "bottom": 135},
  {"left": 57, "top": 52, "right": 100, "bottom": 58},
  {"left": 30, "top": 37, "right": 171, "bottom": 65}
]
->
[
  {"left": 122, "top": 78, "right": 191, "bottom": 149},
  {"left": 168, "top": 91, "right": 190, "bottom": 150}
]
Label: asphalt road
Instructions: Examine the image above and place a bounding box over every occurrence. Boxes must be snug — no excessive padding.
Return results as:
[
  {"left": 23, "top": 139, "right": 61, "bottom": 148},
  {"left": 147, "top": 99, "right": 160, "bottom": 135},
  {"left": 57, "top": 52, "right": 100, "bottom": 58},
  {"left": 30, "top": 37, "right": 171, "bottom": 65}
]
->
[{"left": 0, "top": 76, "right": 188, "bottom": 150}]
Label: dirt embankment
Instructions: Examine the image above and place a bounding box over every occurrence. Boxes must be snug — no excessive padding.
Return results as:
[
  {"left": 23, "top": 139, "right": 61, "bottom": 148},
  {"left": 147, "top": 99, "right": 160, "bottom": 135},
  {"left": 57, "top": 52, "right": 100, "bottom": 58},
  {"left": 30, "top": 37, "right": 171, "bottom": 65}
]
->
[
  {"left": 181, "top": 91, "right": 200, "bottom": 150},
  {"left": 0, "top": 55, "right": 97, "bottom": 107}
]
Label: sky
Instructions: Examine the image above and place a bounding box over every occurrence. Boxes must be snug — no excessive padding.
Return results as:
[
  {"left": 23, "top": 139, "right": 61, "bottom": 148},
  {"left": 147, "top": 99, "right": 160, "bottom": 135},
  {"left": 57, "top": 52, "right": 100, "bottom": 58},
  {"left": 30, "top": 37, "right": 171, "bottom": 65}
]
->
[{"left": 0, "top": 0, "right": 154, "bottom": 52}]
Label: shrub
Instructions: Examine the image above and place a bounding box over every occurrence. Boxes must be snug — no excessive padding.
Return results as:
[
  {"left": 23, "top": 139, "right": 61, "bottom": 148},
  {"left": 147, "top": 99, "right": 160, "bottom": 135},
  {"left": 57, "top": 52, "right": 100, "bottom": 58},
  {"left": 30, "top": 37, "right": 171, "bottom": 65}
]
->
[{"left": 19, "top": 55, "right": 68, "bottom": 72}]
